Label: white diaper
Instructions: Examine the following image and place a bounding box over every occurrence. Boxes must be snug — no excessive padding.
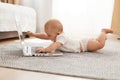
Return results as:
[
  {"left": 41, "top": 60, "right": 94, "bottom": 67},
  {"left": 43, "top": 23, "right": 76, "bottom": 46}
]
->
[{"left": 80, "top": 38, "right": 89, "bottom": 52}]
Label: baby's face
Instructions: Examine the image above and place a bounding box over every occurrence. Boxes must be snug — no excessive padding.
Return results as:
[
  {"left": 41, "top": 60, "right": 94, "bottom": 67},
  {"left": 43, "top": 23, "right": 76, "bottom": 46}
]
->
[
  {"left": 45, "top": 26, "right": 58, "bottom": 41},
  {"left": 44, "top": 19, "right": 63, "bottom": 41}
]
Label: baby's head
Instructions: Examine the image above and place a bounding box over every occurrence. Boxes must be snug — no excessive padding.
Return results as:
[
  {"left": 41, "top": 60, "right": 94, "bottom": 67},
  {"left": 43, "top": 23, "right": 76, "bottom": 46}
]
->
[{"left": 44, "top": 19, "right": 63, "bottom": 39}]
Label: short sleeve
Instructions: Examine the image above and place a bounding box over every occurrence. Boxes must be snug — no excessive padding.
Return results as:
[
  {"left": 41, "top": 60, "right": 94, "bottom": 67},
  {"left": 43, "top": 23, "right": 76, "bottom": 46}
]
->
[{"left": 56, "top": 33, "right": 67, "bottom": 45}]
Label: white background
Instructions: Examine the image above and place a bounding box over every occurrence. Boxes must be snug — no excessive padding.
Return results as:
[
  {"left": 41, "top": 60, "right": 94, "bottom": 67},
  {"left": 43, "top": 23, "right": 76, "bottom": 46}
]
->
[{"left": 52, "top": 0, "right": 114, "bottom": 37}]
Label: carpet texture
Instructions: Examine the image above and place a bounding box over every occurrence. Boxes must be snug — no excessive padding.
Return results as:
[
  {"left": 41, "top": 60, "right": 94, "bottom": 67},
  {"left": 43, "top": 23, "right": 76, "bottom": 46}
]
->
[{"left": 0, "top": 40, "right": 120, "bottom": 80}]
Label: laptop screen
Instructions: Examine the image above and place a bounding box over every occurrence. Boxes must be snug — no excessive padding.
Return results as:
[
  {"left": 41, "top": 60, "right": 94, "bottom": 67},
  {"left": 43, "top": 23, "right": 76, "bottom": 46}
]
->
[{"left": 15, "top": 15, "right": 24, "bottom": 42}]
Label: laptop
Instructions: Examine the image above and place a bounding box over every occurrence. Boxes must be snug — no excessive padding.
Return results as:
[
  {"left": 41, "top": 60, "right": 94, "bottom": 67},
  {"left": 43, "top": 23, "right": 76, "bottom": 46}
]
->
[{"left": 15, "top": 16, "right": 63, "bottom": 57}]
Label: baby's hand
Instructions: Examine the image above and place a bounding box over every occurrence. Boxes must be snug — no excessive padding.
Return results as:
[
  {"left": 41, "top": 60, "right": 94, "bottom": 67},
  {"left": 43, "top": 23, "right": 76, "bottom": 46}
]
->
[
  {"left": 35, "top": 48, "right": 46, "bottom": 53},
  {"left": 27, "top": 31, "right": 34, "bottom": 36}
]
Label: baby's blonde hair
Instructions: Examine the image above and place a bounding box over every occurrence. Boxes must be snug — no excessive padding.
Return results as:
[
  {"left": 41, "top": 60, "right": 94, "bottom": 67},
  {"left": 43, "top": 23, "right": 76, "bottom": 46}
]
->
[{"left": 45, "top": 19, "right": 63, "bottom": 33}]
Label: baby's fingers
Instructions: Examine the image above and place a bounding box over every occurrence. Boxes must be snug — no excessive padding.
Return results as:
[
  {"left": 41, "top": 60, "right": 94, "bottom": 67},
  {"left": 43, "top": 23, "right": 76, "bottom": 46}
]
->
[
  {"left": 27, "top": 31, "right": 33, "bottom": 36},
  {"left": 35, "top": 48, "right": 42, "bottom": 53},
  {"left": 35, "top": 48, "right": 45, "bottom": 53}
]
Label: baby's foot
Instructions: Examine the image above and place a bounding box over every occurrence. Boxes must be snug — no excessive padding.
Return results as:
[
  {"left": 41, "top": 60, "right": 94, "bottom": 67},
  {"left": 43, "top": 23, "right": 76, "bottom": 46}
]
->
[{"left": 102, "top": 28, "right": 113, "bottom": 34}]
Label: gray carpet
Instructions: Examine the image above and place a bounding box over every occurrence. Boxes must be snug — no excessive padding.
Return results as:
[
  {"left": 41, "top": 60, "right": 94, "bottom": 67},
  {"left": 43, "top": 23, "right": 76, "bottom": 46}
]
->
[{"left": 0, "top": 40, "right": 120, "bottom": 80}]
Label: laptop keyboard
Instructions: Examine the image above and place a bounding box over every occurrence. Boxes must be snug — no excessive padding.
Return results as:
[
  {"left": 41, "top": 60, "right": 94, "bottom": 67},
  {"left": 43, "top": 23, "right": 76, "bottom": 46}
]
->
[
  {"left": 32, "top": 53, "right": 49, "bottom": 56},
  {"left": 30, "top": 47, "right": 63, "bottom": 57}
]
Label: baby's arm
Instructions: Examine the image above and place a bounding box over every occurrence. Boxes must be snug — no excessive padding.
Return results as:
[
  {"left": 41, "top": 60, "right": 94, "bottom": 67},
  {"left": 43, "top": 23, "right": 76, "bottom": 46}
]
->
[
  {"left": 35, "top": 42, "right": 62, "bottom": 53},
  {"left": 27, "top": 31, "right": 49, "bottom": 40}
]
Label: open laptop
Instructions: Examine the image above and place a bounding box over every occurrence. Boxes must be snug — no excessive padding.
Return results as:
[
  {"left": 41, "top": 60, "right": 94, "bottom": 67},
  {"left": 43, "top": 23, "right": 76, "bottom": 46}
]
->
[{"left": 15, "top": 16, "right": 63, "bottom": 57}]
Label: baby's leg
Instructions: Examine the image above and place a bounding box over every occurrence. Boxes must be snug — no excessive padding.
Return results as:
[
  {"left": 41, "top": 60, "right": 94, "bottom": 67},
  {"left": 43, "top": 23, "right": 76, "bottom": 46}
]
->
[{"left": 87, "top": 29, "right": 113, "bottom": 51}]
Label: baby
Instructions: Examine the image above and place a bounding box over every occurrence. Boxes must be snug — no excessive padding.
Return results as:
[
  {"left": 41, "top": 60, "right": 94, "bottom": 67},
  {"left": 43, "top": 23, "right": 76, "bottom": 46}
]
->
[{"left": 27, "top": 19, "right": 113, "bottom": 53}]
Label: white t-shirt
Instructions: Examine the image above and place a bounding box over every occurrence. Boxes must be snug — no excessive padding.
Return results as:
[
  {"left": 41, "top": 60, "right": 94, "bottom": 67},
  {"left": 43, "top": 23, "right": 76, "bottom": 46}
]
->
[{"left": 56, "top": 32, "right": 81, "bottom": 53}]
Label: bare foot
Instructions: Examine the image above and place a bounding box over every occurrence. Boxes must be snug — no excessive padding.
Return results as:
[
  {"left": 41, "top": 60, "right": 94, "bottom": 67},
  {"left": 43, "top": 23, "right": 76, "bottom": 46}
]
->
[{"left": 102, "top": 28, "right": 113, "bottom": 34}]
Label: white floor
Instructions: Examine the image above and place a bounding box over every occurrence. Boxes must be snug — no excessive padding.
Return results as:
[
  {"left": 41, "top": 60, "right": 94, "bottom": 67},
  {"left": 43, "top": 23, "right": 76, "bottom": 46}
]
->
[{"left": 0, "top": 67, "right": 91, "bottom": 80}]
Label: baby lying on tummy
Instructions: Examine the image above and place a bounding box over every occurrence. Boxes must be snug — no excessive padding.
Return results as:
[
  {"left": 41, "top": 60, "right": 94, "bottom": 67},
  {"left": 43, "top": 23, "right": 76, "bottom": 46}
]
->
[{"left": 27, "top": 19, "right": 113, "bottom": 53}]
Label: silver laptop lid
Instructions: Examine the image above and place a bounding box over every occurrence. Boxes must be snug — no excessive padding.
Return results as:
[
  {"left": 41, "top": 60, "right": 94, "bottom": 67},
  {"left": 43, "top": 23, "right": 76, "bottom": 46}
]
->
[
  {"left": 15, "top": 15, "right": 28, "bottom": 56},
  {"left": 15, "top": 15, "right": 24, "bottom": 43}
]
